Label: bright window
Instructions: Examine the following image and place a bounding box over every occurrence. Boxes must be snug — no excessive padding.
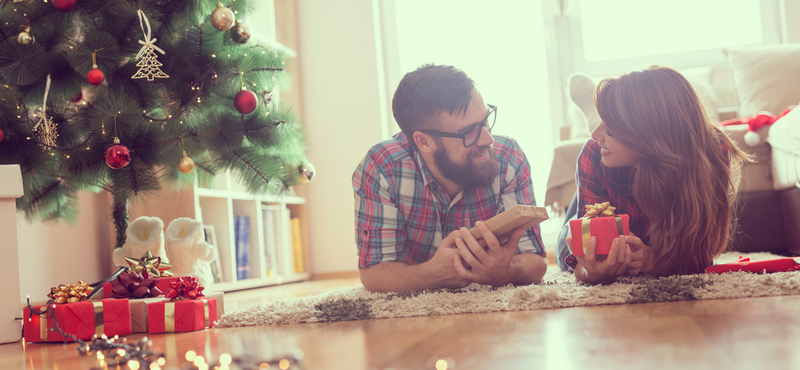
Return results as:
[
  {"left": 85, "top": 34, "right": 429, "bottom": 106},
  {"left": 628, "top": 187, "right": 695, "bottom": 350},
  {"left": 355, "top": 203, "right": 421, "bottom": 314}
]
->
[
  {"left": 384, "top": 0, "right": 555, "bottom": 209},
  {"left": 382, "top": 0, "right": 563, "bottom": 243},
  {"left": 567, "top": 0, "right": 781, "bottom": 75}
]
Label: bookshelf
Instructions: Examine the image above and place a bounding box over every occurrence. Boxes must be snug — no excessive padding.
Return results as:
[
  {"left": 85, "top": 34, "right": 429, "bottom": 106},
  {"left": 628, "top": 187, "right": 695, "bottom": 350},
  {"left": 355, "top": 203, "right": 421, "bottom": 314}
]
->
[{"left": 193, "top": 170, "right": 309, "bottom": 292}]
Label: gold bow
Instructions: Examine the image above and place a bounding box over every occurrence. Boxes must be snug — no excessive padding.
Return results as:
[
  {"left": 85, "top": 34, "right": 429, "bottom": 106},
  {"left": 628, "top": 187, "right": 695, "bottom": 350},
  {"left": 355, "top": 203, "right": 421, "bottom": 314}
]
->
[
  {"left": 582, "top": 202, "right": 617, "bottom": 218},
  {"left": 48, "top": 280, "right": 93, "bottom": 304},
  {"left": 124, "top": 251, "right": 174, "bottom": 277}
]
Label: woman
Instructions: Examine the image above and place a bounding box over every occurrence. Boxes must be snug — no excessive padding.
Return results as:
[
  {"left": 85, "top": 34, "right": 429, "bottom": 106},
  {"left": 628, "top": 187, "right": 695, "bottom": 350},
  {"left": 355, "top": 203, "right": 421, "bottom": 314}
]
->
[{"left": 558, "top": 66, "right": 751, "bottom": 284}]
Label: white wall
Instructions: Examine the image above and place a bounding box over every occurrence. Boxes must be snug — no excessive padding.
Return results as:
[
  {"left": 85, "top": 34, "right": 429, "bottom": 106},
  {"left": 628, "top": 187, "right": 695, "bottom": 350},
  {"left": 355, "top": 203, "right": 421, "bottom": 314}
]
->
[
  {"left": 17, "top": 192, "right": 111, "bottom": 302},
  {"left": 296, "top": 0, "right": 388, "bottom": 274}
]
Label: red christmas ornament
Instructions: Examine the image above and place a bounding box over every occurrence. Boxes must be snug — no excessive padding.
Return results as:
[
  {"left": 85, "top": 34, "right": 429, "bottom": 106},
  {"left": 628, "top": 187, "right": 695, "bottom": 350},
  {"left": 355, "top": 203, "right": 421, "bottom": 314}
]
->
[
  {"left": 0, "top": 128, "right": 4, "bottom": 143},
  {"left": 234, "top": 90, "right": 258, "bottom": 114},
  {"left": 87, "top": 66, "right": 104, "bottom": 86},
  {"left": 105, "top": 138, "right": 131, "bottom": 169},
  {"left": 52, "top": 0, "right": 78, "bottom": 12}
]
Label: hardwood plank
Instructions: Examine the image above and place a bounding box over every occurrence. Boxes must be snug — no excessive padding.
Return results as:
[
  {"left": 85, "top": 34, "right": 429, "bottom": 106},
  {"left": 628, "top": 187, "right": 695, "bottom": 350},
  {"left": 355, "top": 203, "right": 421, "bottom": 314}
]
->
[{"left": 5, "top": 278, "right": 800, "bottom": 370}]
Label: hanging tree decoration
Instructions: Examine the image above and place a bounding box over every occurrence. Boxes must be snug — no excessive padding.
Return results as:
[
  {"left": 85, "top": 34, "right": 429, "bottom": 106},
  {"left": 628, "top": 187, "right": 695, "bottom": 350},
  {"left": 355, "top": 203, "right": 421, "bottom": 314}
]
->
[
  {"left": 230, "top": 19, "right": 251, "bottom": 43},
  {"left": 52, "top": 0, "right": 78, "bottom": 12},
  {"left": 131, "top": 9, "right": 169, "bottom": 82},
  {"left": 210, "top": 2, "right": 236, "bottom": 31},
  {"left": 105, "top": 116, "right": 131, "bottom": 169},
  {"left": 234, "top": 71, "right": 258, "bottom": 114},
  {"left": 17, "top": 24, "right": 35, "bottom": 45},
  {"left": 177, "top": 137, "right": 195, "bottom": 174},
  {"left": 32, "top": 75, "right": 58, "bottom": 148},
  {"left": 86, "top": 48, "right": 105, "bottom": 86}
]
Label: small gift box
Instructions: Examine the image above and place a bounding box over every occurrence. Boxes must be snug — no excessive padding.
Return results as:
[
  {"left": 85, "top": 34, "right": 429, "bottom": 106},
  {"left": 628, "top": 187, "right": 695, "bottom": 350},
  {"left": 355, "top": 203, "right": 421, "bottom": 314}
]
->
[
  {"left": 147, "top": 298, "right": 217, "bottom": 333},
  {"left": 569, "top": 202, "right": 630, "bottom": 256},
  {"left": 23, "top": 299, "right": 131, "bottom": 342},
  {"left": 147, "top": 277, "right": 217, "bottom": 333},
  {"left": 706, "top": 256, "right": 800, "bottom": 274},
  {"left": 130, "top": 298, "right": 168, "bottom": 333}
]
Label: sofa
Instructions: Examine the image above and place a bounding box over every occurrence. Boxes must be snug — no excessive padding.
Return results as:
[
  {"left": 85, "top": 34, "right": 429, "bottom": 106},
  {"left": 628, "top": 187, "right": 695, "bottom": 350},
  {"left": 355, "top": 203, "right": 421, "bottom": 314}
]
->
[{"left": 545, "top": 43, "right": 800, "bottom": 255}]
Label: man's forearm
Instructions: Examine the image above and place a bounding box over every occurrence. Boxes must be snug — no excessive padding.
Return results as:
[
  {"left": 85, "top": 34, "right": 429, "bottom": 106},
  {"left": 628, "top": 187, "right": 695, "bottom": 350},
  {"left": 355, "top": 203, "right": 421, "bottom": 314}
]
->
[
  {"left": 505, "top": 253, "right": 548, "bottom": 286},
  {"left": 360, "top": 261, "right": 436, "bottom": 293}
]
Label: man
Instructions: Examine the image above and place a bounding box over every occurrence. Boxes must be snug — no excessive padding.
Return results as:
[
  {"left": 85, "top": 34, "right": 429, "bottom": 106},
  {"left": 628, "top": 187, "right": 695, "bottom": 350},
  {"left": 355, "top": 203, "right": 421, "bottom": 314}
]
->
[{"left": 352, "top": 64, "right": 547, "bottom": 292}]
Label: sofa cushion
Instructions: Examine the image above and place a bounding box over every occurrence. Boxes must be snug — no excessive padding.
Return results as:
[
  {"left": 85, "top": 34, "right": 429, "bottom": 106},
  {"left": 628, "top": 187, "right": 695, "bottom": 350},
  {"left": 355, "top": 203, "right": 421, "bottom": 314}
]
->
[
  {"left": 768, "top": 105, "right": 800, "bottom": 190},
  {"left": 724, "top": 43, "right": 800, "bottom": 118}
]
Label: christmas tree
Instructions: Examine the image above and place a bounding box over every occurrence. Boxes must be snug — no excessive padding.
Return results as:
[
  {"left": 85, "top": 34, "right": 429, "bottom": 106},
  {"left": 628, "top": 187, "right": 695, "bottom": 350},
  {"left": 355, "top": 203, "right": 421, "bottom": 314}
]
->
[{"left": 0, "top": 0, "right": 314, "bottom": 249}]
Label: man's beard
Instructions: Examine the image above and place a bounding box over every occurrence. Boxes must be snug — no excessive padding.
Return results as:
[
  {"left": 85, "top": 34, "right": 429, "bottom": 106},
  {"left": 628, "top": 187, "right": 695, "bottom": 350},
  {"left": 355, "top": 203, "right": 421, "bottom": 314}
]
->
[{"left": 433, "top": 144, "right": 499, "bottom": 190}]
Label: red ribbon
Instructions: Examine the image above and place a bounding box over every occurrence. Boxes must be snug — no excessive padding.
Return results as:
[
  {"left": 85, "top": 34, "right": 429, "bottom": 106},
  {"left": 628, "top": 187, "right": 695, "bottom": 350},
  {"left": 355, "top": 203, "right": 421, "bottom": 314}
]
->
[
  {"left": 109, "top": 270, "right": 162, "bottom": 298},
  {"left": 164, "top": 277, "right": 205, "bottom": 301}
]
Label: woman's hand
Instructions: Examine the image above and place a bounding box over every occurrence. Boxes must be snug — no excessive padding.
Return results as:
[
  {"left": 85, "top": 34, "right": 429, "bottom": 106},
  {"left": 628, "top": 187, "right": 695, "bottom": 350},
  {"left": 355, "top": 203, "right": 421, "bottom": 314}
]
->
[
  {"left": 568, "top": 235, "right": 631, "bottom": 284},
  {"left": 620, "top": 234, "right": 657, "bottom": 276}
]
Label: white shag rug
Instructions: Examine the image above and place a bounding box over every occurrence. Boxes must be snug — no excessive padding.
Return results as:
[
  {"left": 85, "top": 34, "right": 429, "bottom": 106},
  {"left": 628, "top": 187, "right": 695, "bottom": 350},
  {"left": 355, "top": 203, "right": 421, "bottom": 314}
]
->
[{"left": 216, "top": 252, "right": 800, "bottom": 327}]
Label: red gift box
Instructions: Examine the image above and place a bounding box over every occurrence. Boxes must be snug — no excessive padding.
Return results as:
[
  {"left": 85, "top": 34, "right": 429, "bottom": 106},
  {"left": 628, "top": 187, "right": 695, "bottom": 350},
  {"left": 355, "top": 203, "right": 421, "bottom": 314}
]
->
[
  {"left": 147, "top": 298, "right": 217, "bottom": 333},
  {"left": 569, "top": 214, "right": 630, "bottom": 256},
  {"left": 103, "top": 276, "right": 183, "bottom": 299},
  {"left": 706, "top": 256, "right": 800, "bottom": 274},
  {"left": 23, "top": 299, "right": 131, "bottom": 343}
]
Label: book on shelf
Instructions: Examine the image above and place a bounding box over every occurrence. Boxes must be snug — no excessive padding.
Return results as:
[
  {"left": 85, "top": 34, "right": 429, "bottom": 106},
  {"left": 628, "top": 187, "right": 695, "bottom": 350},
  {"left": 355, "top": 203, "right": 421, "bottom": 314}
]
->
[
  {"left": 203, "top": 225, "right": 222, "bottom": 283},
  {"left": 262, "top": 206, "right": 279, "bottom": 277},
  {"left": 290, "top": 217, "right": 304, "bottom": 273},
  {"left": 234, "top": 215, "right": 250, "bottom": 280}
]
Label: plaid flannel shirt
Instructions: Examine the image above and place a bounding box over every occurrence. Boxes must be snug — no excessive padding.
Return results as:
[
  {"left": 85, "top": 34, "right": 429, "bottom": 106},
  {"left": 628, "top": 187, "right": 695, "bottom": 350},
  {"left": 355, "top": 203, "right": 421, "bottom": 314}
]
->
[{"left": 352, "top": 133, "right": 545, "bottom": 269}]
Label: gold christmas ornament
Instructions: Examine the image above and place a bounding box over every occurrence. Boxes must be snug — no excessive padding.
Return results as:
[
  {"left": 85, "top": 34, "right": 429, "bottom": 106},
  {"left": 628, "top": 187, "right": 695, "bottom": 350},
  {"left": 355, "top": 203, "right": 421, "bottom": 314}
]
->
[
  {"left": 296, "top": 162, "right": 316, "bottom": 183},
  {"left": 33, "top": 75, "right": 58, "bottom": 147},
  {"left": 17, "top": 26, "right": 35, "bottom": 45},
  {"left": 178, "top": 154, "right": 195, "bottom": 174},
  {"left": 230, "top": 19, "right": 250, "bottom": 43},
  {"left": 210, "top": 3, "right": 235, "bottom": 31},
  {"left": 132, "top": 10, "right": 169, "bottom": 81}
]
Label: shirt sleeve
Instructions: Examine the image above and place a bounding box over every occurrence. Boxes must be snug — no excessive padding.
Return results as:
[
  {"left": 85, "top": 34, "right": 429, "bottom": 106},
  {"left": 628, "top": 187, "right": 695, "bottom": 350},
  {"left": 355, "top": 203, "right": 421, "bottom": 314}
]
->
[
  {"left": 352, "top": 152, "right": 406, "bottom": 269},
  {"left": 565, "top": 139, "right": 608, "bottom": 270},
  {"left": 576, "top": 139, "right": 609, "bottom": 211},
  {"left": 499, "top": 139, "right": 545, "bottom": 256}
]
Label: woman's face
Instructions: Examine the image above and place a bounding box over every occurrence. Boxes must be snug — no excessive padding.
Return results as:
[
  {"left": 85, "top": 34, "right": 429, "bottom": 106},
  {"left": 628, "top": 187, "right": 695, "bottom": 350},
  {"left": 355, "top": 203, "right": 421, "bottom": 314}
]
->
[{"left": 590, "top": 121, "right": 640, "bottom": 169}]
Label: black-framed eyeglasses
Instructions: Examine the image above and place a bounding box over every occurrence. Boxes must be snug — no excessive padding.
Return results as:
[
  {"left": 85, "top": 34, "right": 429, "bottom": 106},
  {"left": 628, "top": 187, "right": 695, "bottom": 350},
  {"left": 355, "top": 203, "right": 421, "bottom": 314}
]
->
[{"left": 416, "top": 104, "right": 497, "bottom": 148}]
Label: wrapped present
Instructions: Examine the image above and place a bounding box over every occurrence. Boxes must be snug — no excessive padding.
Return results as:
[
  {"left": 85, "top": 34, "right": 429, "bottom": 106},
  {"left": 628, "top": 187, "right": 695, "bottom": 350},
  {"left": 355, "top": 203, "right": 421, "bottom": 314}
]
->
[
  {"left": 129, "top": 297, "right": 168, "bottom": 333},
  {"left": 23, "top": 299, "right": 131, "bottom": 342},
  {"left": 147, "top": 277, "right": 216, "bottom": 333},
  {"left": 706, "top": 256, "right": 800, "bottom": 274},
  {"left": 147, "top": 298, "right": 217, "bottom": 333},
  {"left": 459, "top": 205, "right": 549, "bottom": 241},
  {"left": 569, "top": 202, "right": 630, "bottom": 256}
]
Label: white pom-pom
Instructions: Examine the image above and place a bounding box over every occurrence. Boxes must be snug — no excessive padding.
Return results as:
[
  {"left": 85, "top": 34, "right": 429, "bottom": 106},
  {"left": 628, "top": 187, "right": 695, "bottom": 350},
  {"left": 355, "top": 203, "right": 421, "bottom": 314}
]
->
[
  {"left": 193, "top": 240, "right": 212, "bottom": 260},
  {"left": 744, "top": 130, "right": 761, "bottom": 147}
]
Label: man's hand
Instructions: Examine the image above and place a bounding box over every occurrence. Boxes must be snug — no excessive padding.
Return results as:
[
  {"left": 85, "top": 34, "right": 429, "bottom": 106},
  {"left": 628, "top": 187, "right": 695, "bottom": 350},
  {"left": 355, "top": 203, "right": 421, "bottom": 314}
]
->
[
  {"left": 569, "top": 235, "right": 631, "bottom": 284},
  {"left": 452, "top": 221, "right": 525, "bottom": 286},
  {"left": 420, "top": 231, "right": 472, "bottom": 289}
]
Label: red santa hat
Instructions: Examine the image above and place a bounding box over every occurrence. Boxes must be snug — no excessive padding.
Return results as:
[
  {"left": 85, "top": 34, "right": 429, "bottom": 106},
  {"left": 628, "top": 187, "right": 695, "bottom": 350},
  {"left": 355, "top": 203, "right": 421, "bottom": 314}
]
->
[{"left": 717, "top": 106, "right": 796, "bottom": 147}]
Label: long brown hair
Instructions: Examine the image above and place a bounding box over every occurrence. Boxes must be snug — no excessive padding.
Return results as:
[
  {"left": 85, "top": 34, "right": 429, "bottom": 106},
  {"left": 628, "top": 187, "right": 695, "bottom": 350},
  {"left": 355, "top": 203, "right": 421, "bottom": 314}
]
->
[{"left": 594, "top": 66, "right": 751, "bottom": 275}]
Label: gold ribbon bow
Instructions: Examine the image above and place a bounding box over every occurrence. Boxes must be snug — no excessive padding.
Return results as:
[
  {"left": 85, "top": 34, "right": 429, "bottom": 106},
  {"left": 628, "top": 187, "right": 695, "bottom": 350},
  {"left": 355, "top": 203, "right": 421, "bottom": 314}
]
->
[
  {"left": 124, "top": 251, "right": 174, "bottom": 277},
  {"left": 579, "top": 202, "right": 624, "bottom": 255},
  {"left": 582, "top": 202, "right": 617, "bottom": 218},
  {"left": 48, "top": 280, "right": 93, "bottom": 304}
]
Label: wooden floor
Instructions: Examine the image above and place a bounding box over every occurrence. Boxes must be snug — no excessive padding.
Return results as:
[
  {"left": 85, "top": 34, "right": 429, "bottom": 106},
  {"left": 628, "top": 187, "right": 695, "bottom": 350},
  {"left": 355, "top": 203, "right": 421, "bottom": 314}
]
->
[{"left": 5, "top": 274, "right": 800, "bottom": 370}]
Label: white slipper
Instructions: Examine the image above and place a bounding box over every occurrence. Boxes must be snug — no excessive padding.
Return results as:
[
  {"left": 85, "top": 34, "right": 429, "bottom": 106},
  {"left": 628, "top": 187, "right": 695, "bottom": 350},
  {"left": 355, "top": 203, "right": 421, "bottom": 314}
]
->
[
  {"left": 568, "top": 72, "right": 601, "bottom": 135},
  {"left": 113, "top": 216, "right": 167, "bottom": 267}
]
